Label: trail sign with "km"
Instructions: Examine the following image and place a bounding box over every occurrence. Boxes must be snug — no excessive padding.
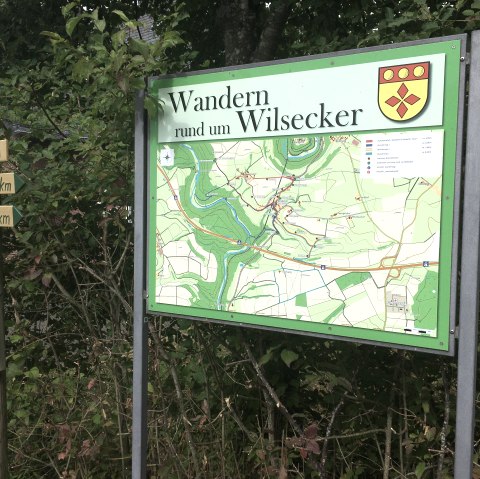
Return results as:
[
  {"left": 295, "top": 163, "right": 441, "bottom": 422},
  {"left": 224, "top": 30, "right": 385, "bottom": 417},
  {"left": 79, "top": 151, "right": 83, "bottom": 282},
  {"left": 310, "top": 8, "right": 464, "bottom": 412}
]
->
[
  {"left": 0, "top": 206, "right": 22, "bottom": 228},
  {"left": 0, "top": 139, "right": 23, "bottom": 227},
  {"left": 0, "top": 173, "right": 24, "bottom": 195}
]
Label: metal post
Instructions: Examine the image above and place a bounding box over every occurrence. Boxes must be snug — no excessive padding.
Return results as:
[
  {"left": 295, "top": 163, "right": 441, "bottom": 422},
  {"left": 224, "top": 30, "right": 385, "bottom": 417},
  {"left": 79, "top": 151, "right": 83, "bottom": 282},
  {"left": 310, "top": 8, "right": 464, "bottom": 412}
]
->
[
  {"left": 454, "top": 30, "right": 480, "bottom": 479},
  {"left": 0, "top": 230, "right": 8, "bottom": 478},
  {"left": 132, "top": 90, "right": 148, "bottom": 479}
]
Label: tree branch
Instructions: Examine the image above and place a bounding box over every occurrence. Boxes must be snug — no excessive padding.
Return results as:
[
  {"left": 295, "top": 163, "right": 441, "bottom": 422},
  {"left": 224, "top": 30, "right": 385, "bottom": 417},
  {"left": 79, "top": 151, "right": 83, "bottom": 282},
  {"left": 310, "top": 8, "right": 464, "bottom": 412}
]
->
[
  {"left": 148, "top": 323, "right": 201, "bottom": 477},
  {"left": 30, "top": 88, "right": 68, "bottom": 139},
  {"left": 243, "top": 340, "right": 303, "bottom": 437},
  {"left": 77, "top": 262, "right": 132, "bottom": 315},
  {"left": 319, "top": 393, "right": 346, "bottom": 478},
  {"left": 437, "top": 364, "right": 450, "bottom": 478},
  {"left": 317, "top": 428, "right": 385, "bottom": 442}
]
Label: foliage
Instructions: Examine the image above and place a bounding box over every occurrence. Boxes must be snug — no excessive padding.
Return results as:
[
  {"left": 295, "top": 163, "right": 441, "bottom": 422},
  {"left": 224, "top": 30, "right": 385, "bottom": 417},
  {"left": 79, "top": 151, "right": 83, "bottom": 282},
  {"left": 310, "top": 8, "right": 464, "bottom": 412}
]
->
[
  {"left": 1, "top": 2, "right": 183, "bottom": 476},
  {"left": 1, "top": 0, "right": 480, "bottom": 478},
  {"left": 147, "top": 0, "right": 480, "bottom": 67}
]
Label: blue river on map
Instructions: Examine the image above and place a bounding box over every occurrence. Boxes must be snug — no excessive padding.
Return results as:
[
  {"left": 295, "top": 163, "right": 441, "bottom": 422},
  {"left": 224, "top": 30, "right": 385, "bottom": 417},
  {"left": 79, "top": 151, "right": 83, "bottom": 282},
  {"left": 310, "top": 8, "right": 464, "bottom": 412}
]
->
[
  {"left": 183, "top": 144, "right": 252, "bottom": 309},
  {"left": 182, "top": 140, "right": 320, "bottom": 310}
]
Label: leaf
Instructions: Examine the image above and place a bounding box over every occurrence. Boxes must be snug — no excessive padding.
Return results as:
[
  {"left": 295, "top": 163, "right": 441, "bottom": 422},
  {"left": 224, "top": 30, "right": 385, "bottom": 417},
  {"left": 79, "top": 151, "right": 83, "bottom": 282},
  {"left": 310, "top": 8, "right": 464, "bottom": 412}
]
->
[
  {"left": 94, "top": 18, "right": 106, "bottom": 33},
  {"left": 7, "top": 361, "right": 23, "bottom": 379},
  {"left": 78, "top": 439, "right": 100, "bottom": 458},
  {"left": 40, "top": 31, "right": 64, "bottom": 41},
  {"left": 130, "top": 76, "right": 146, "bottom": 90},
  {"left": 333, "top": 376, "right": 353, "bottom": 392},
  {"left": 288, "top": 437, "right": 304, "bottom": 448},
  {"left": 472, "top": 0, "right": 480, "bottom": 9},
  {"left": 111, "top": 30, "right": 126, "bottom": 48},
  {"left": 304, "top": 423, "right": 318, "bottom": 439},
  {"left": 280, "top": 349, "right": 299, "bottom": 367},
  {"left": 124, "top": 20, "right": 141, "bottom": 30},
  {"left": 415, "top": 461, "right": 426, "bottom": 478},
  {"left": 305, "top": 439, "right": 320, "bottom": 454},
  {"left": 112, "top": 9, "right": 130, "bottom": 22},
  {"left": 19, "top": 229, "right": 32, "bottom": 242},
  {"left": 116, "top": 74, "right": 128, "bottom": 94},
  {"left": 23, "top": 267, "right": 42, "bottom": 281},
  {"left": 145, "top": 96, "right": 159, "bottom": 119},
  {"left": 424, "top": 425, "right": 437, "bottom": 441},
  {"left": 354, "top": 467, "right": 365, "bottom": 477},
  {"left": 158, "top": 30, "right": 185, "bottom": 50},
  {"left": 25, "top": 367, "right": 40, "bottom": 379},
  {"left": 256, "top": 449, "right": 266, "bottom": 461},
  {"left": 61, "top": 2, "right": 77, "bottom": 17},
  {"left": 258, "top": 350, "right": 273, "bottom": 366},
  {"left": 129, "top": 38, "right": 150, "bottom": 59},
  {"left": 66, "top": 16, "right": 84, "bottom": 36},
  {"left": 72, "top": 57, "right": 93, "bottom": 81}
]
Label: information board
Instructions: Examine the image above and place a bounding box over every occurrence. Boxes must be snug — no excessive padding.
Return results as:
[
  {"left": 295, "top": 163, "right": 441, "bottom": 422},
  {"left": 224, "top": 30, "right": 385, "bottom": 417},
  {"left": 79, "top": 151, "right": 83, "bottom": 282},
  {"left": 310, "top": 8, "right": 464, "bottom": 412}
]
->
[{"left": 147, "top": 39, "right": 464, "bottom": 353}]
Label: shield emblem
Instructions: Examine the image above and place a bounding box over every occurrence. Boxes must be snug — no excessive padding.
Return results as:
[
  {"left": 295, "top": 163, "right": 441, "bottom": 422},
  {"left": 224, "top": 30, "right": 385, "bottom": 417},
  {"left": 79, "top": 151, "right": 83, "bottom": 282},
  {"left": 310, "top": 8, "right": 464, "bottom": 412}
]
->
[{"left": 378, "top": 62, "right": 430, "bottom": 121}]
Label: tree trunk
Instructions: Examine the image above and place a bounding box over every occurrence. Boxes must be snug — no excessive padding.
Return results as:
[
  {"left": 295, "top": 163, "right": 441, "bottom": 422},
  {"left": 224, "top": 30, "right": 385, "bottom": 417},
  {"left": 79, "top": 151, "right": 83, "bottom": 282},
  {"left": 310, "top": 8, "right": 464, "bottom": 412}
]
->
[
  {"left": 220, "top": 0, "right": 293, "bottom": 66},
  {"left": 252, "top": 0, "right": 293, "bottom": 62},
  {"left": 220, "top": 0, "right": 256, "bottom": 66}
]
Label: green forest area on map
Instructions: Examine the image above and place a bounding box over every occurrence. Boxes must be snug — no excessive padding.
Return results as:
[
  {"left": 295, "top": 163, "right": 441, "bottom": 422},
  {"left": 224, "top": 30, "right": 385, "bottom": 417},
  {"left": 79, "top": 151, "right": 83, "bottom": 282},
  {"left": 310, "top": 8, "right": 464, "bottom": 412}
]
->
[{"left": 153, "top": 133, "right": 442, "bottom": 337}]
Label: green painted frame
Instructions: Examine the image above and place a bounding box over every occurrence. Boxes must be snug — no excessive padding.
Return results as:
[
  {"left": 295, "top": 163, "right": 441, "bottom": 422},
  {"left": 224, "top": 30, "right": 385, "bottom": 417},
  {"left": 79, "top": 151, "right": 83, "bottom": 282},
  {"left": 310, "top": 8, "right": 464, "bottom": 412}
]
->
[{"left": 146, "top": 36, "right": 466, "bottom": 354}]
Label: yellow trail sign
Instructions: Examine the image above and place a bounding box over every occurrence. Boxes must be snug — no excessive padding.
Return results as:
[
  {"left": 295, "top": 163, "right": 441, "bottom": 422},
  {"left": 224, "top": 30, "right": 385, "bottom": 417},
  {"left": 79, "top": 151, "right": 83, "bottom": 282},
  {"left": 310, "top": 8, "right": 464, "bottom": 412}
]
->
[
  {"left": 0, "top": 140, "right": 7, "bottom": 162},
  {"left": 0, "top": 173, "right": 24, "bottom": 195},
  {"left": 0, "top": 206, "right": 21, "bottom": 228}
]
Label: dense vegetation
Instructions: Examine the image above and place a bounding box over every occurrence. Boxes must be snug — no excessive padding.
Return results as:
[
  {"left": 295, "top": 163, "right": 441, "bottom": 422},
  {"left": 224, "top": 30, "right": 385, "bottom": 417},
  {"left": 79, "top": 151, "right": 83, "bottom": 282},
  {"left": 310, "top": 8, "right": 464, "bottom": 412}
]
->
[{"left": 1, "top": 0, "right": 480, "bottom": 477}]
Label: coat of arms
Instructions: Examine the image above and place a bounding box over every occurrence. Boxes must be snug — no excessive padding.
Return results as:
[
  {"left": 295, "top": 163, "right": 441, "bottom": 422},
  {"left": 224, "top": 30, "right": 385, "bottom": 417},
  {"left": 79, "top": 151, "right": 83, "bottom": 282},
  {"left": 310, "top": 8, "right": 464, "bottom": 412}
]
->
[{"left": 378, "top": 62, "right": 430, "bottom": 121}]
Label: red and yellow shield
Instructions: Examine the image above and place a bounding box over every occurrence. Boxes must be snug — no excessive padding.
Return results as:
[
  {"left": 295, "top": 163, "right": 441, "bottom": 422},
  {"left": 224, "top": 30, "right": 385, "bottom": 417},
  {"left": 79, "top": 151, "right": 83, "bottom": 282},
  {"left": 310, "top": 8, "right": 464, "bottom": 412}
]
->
[{"left": 378, "top": 62, "right": 430, "bottom": 121}]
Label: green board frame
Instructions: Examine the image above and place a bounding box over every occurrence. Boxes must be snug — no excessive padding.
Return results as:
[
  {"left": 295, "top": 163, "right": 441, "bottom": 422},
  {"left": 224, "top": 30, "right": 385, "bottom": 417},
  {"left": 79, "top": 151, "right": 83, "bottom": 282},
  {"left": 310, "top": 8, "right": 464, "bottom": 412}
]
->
[{"left": 146, "top": 36, "right": 465, "bottom": 354}]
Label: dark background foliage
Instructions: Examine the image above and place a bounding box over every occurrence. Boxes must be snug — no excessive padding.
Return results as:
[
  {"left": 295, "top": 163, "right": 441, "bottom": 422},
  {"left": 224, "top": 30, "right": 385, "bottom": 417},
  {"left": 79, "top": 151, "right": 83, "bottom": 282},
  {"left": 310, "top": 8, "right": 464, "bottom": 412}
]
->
[{"left": 1, "top": 0, "right": 480, "bottom": 477}]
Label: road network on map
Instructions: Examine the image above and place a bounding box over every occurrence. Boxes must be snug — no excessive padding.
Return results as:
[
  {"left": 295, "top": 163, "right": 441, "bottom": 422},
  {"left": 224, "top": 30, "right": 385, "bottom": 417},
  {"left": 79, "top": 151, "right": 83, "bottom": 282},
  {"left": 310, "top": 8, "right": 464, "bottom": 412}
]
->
[{"left": 154, "top": 133, "right": 441, "bottom": 337}]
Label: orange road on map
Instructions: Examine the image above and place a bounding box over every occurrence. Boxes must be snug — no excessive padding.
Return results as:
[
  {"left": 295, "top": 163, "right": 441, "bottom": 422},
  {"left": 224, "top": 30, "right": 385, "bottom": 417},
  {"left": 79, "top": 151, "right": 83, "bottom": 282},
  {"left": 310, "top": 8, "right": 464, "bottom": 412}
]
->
[{"left": 158, "top": 166, "right": 439, "bottom": 273}]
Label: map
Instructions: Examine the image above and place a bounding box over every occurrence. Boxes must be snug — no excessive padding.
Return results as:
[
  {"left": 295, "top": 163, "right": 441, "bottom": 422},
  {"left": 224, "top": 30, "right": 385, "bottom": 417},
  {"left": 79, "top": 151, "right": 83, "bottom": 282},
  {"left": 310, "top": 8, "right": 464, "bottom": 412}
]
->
[{"left": 153, "top": 131, "right": 444, "bottom": 337}]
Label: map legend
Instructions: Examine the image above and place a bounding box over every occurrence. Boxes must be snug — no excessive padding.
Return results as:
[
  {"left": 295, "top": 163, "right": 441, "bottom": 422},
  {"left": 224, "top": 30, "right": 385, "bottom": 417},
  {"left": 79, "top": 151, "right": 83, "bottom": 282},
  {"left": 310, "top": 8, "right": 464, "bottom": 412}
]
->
[{"left": 360, "top": 130, "right": 444, "bottom": 179}]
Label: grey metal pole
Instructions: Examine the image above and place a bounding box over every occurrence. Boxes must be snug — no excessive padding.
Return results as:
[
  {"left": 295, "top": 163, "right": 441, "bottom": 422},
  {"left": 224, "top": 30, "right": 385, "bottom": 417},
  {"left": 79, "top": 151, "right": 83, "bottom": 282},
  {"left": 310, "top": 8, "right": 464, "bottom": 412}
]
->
[
  {"left": 454, "top": 30, "right": 480, "bottom": 479},
  {"left": 132, "top": 90, "right": 148, "bottom": 479}
]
